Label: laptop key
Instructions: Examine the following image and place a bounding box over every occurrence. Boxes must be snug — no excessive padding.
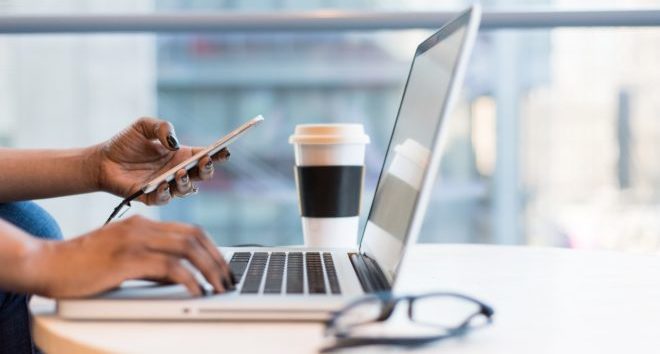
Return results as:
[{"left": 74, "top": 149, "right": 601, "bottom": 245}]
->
[
  {"left": 240, "top": 252, "right": 268, "bottom": 294},
  {"left": 306, "top": 252, "right": 326, "bottom": 294},
  {"left": 264, "top": 252, "right": 285, "bottom": 294},
  {"left": 286, "top": 252, "right": 304, "bottom": 294},
  {"left": 229, "top": 252, "right": 252, "bottom": 280},
  {"left": 323, "top": 253, "right": 341, "bottom": 294}
]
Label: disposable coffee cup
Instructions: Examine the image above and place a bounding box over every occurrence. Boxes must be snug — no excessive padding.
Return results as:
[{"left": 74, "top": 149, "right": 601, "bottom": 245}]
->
[
  {"left": 363, "top": 138, "right": 430, "bottom": 255},
  {"left": 289, "top": 124, "right": 370, "bottom": 248},
  {"left": 388, "top": 139, "right": 430, "bottom": 191}
]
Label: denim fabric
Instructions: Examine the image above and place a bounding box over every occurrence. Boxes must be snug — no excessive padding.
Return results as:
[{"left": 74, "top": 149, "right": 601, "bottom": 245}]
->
[{"left": 0, "top": 202, "right": 62, "bottom": 354}]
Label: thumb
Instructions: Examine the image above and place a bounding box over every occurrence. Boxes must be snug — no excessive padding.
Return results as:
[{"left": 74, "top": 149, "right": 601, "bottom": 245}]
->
[{"left": 135, "top": 117, "right": 180, "bottom": 151}]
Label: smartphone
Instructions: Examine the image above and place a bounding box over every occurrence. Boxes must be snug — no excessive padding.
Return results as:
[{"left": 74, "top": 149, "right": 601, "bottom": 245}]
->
[{"left": 141, "top": 115, "right": 264, "bottom": 194}]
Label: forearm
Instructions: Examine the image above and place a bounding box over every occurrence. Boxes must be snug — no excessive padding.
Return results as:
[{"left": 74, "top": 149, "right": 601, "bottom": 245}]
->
[
  {"left": 0, "top": 146, "right": 100, "bottom": 202},
  {"left": 0, "top": 220, "right": 47, "bottom": 294}
]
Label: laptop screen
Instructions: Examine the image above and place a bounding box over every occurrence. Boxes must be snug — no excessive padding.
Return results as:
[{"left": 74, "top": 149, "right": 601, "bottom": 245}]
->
[{"left": 359, "top": 9, "right": 477, "bottom": 282}]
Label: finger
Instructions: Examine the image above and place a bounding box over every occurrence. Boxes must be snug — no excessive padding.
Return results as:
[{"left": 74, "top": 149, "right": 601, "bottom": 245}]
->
[
  {"left": 186, "top": 148, "right": 229, "bottom": 181},
  {"left": 192, "top": 228, "right": 235, "bottom": 285},
  {"left": 135, "top": 117, "right": 180, "bottom": 151},
  {"left": 172, "top": 169, "right": 193, "bottom": 197},
  {"left": 197, "top": 155, "right": 214, "bottom": 181},
  {"left": 165, "top": 259, "right": 204, "bottom": 296},
  {"left": 189, "top": 147, "right": 230, "bottom": 163},
  {"left": 211, "top": 147, "right": 231, "bottom": 162},
  {"left": 139, "top": 254, "right": 202, "bottom": 297},
  {"left": 145, "top": 182, "right": 172, "bottom": 206},
  {"left": 144, "top": 231, "right": 226, "bottom": 293},
  {"left": 152, "top": 222, "right": 234, "bottom": 288}
]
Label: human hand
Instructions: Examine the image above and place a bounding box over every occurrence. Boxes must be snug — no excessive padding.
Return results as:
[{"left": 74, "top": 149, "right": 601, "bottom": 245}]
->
[
  {"left": 93, "top": 117, "right": 230, "bottom": 205},
  {"left": 26, "top": 215, "right": 234, "bottom": 298}
]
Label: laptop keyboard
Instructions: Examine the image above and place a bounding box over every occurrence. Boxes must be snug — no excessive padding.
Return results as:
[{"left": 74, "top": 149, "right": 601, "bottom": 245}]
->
[
  {"left": 323, "top": 253, "right": 341, "bottom": 294},
  {"left": 229, "top": 251, "right": 341, "bottom": 295},
  {"left": 286, "top": 252, "right": 303, "bottom": 294},
  {"left": 240, "top": 252, "right": 268, "bottom": 294},
  {"left": 264, "top": 252, "right": 285, "bottom": 294}
]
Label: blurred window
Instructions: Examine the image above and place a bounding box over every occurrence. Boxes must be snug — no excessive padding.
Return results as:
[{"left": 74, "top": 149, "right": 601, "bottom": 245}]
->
[{"left": 1, "top": 1, "right": 660, "bottom": 254}]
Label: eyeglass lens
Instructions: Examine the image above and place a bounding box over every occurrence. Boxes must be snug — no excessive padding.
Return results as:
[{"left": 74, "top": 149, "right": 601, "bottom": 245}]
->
[{"left": 410, "top": 295, "right": 484, "bottom": 328}]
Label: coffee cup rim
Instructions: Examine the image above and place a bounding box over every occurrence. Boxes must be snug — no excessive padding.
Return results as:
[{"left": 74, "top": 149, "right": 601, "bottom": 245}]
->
[
  {"left": 289, "top": 135, "right": 370, "bottom": 145},
  {"left": 289, "top": 123, "right": 370, "bottom": 145}
]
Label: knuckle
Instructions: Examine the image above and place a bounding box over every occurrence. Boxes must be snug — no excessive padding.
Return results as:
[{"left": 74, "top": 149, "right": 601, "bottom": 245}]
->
[
  {"left": 183, "top": 236, "right": 199, "bottom": 253},
  {"left": 192, "top": 225, "right": 205, "bottom": 236},
  {"left": 120, "top": 242, "right": 143, "bottom": 258},
  {"left": 136, "top": 116, "right": 152, "bottom": 125},
  {"left": 165, "top": 258, "right": 181, "bottom": 274}
]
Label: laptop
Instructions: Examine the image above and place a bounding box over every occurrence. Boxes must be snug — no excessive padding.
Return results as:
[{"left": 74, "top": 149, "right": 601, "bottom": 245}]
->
[{"left": 58, "top": 5, "right": 481, "bottom": 321}]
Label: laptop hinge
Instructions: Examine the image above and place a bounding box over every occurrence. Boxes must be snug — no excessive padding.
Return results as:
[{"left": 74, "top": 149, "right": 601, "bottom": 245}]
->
[{"left": 348, "top": 253, "right": 391, "bottom": 293}]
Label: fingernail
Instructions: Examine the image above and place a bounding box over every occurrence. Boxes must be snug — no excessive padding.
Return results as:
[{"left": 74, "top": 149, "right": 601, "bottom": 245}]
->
[
  {"left": 161, "top": 185, "right": 170, "bottom": 200},
  {"left": 166, "top": 134, "right": 180, "bottom": 150},
  {"left": 222, "top": 278, "right": 231, "bottom": 290},
  {"left": 204, "top": 160, "right": 213, "bottom": 170},
  {"left": 221, "top": 278, "right": 235, "bottom": 292},
  {"left": 181, "top": 174, "right": 189, "bottom": 184}
]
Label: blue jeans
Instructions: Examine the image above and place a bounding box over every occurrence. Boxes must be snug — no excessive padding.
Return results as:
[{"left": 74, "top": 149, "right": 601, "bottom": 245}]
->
[{"left": 0, "top": 202, "right": 62, "bottom": 354}]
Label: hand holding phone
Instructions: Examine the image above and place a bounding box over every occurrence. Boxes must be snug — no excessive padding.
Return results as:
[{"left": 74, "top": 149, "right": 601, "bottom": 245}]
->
[{"left": 104, "top": 115, "right": 264, "bottom": 224}]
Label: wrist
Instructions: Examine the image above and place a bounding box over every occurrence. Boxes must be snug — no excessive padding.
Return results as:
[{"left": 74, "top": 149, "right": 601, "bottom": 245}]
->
[
  {"left": 83, "top": 143, "right": 105, "bottom": 193},
  {"left": 17, "top": 238, "right": 56, "bottom": 296}
]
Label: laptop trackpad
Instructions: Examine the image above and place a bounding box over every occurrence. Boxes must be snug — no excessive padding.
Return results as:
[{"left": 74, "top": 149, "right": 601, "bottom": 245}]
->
[{"left": 98, "top": 280, "right": 208, "bottom": 300}]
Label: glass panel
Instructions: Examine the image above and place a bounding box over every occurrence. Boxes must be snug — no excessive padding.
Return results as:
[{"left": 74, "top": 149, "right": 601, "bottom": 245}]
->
[
  {"left": 156, "top": 26, "right": 660, "bottom": 253},
  {"left": 1, "top": 3, "right": 660, "bottom": 254},
  {"left": 156, "top": 31, "right": 425, "bottom": 246},
  {"left": 0, "top": 33, "right": 157, "bottom": 233}
]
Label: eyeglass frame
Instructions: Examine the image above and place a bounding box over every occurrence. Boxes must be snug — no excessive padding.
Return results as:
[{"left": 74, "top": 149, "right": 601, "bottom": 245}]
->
[{"left": 322, "top": 291, "right": 494, "bottom": 351}]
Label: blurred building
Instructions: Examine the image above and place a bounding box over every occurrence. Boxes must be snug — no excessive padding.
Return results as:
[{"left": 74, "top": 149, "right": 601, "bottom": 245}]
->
[
  {"left": 1, "top": 0, "right": 660, "bottom": 254},
  {"left": 154, "top": 0, "right": 551, "bottom": 247}
]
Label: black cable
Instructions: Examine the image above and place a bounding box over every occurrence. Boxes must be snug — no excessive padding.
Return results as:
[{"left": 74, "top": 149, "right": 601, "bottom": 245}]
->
[{"left": 104, "top": 189, "right": 145, "bottom": 225}]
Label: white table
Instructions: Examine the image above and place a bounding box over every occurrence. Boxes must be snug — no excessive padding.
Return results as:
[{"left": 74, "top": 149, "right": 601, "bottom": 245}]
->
[{"left": 31, "top": 244, "right": 660, "bottom": 354}]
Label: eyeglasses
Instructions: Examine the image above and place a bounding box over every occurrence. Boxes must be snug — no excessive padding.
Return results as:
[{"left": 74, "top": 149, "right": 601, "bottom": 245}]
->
[{"left": 322, "top": 291, "right": 494, "bottom": 352}]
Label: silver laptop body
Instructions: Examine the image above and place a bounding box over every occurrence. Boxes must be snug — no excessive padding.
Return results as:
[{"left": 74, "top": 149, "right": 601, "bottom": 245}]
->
[{"left": 58, "top": 5, "right": 481, "bottom": 321}]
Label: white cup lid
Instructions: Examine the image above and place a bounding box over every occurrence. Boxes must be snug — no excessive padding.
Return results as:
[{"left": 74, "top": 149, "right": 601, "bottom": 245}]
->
[
  {"left": 289, "top": 124, "right": 370, "bottom": 145},
  {"left": 393, "top": 139, "right": 430, "bottom": 169}
]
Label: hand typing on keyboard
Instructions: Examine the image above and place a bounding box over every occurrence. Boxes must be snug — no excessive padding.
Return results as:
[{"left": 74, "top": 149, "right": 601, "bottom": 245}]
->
[{"left": 18, "top": 215, "right": 236, "bottom": 298}]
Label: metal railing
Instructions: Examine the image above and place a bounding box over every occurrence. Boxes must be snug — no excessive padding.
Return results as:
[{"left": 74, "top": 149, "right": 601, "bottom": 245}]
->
[{"left": 0, "top": 9, "right": 659, "bottom": 33}]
